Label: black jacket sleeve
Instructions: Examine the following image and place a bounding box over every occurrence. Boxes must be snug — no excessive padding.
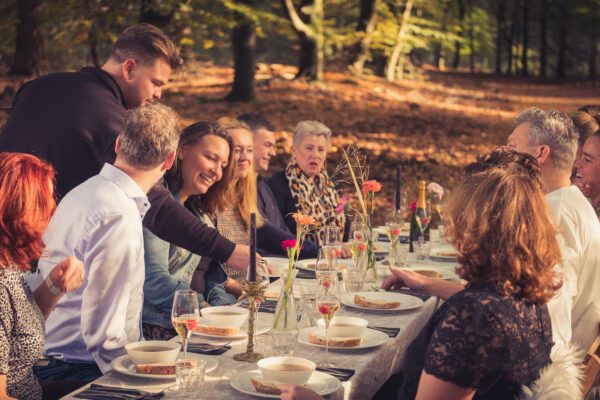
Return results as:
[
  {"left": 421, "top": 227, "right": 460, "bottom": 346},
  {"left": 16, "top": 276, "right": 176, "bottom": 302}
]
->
[
  {"left": 144, "top": 183, "right": 236, "bottom": 262},
  {"left": 266, "top": 171, "right": 297, "bottom": 234}
]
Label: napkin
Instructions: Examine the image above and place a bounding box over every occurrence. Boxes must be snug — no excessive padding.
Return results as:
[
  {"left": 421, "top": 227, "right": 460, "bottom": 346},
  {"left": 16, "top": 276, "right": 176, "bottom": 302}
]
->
[
  {"left": 75, "top": 384, "right": 163, "bottom": 399},
  {"left": 316, "top": 367, "right": 355, "bottom": 382},
  {"left": 368, "top": 326, "right": 400, "bottom": 338},
  {"left": 186, "top": 344, "right": 231, "bottom": 355}
]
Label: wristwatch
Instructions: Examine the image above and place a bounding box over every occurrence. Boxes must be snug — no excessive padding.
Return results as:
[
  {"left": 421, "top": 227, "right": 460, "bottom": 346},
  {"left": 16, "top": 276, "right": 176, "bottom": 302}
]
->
[{"left": 44, "top": 274, "right": 63, "bottom": 296}]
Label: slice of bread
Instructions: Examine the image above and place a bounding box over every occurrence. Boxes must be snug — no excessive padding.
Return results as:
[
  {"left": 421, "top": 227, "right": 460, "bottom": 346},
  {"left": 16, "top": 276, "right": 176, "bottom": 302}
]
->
[
  {"left": 413, "top": 269, "right": 443, "bottom": 279},
  {"left": 354, "top": 294, "right": 400, "bottom": 309},
  {"left": 135, "top": 360, "right": 197, "bottom": 375},
  {"left": 250, "top": 376, "right": 283, "bottom": 395},
  {"left": 194, "top": 324, "right": 240, "bottom": 336},
  {"left": 307, "top": 331, "right": 361, "bottom": 348}
]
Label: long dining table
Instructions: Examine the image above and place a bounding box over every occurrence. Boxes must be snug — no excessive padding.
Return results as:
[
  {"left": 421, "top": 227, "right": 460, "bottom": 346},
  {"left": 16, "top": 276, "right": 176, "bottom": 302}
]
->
[{"left": 63, "top": 240, "right": 458, "bottom": 400}]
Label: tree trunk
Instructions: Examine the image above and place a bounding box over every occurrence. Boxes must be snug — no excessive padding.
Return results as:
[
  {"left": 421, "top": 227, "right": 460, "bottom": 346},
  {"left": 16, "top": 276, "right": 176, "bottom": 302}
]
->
[
  {"left": 139, "top": 0, "right": 175, "bottom": 27},
  {"left": 468, "top": 3, "right": 475, "bottom": 74},
  {"left": 433, "top": 0, "right": 450, "bottom": 69},
  {"left": 10, "top": 0, "right": 48, "bottom": 76},
  {"left": 88, "top": 27, "right": 100, "bottom": 68},
  {"left": 453, "top": 0, "right": 465, "bottom": 70},
  {"left": 590, "top": 27, "right": 597, "bottom": 79},
  {"left": 556, "top": 0, "right": 568, "bottom": 78},
  {"left": 495, "top": 1, "right": 504, "bottom": 74},
  {"left": 385, "top": 0, "right": 414, "bottom": 81},
  {"left": 539, "top": 0, "right": 548, "bottom": 78},
  {"left": 227, "top": 19, "right": 256, "bottom": 102},
  {"left": 520, "top": 0, "right": 528, "bottom": 76},
  {"left": 506, "top": 0, "right": 519, "bottom": 75},
  {"left": 350, "top": 0, "right": 380, "bottom": 76},
  {"left": 282, "top": 0, "right": 324, "bottom": 82}
]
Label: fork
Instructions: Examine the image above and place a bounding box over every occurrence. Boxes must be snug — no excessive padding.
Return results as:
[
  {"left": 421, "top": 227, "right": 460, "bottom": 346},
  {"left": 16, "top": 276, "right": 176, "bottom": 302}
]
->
[{"left": 186, "top": 341, "right": 233, "bottom": 351}]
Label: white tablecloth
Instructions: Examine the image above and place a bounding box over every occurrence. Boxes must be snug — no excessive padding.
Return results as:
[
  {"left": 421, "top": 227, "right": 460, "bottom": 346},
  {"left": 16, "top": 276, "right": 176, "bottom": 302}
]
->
[{"left": 63, "top": 244, "right": 457, "bottom": 400}]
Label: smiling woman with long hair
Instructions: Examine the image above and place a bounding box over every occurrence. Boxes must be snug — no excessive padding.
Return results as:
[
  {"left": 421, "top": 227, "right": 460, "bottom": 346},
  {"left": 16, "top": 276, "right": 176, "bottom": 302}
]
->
[{"left": 141, "top": 122, "right": 238, "bottom": 340}]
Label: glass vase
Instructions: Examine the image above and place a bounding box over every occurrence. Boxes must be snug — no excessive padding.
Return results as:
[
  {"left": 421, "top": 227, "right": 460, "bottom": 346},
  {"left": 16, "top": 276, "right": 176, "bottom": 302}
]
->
[{"left": 272, "top": 269, "right": 298, "bottom": 330}]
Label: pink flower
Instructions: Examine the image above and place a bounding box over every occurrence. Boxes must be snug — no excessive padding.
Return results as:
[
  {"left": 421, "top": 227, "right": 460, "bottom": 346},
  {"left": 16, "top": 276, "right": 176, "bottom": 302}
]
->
[
  {"left": 362, "top": 180, "right": 382, "bottom": 194},
  {"left": 421, "top": 217, "right": 430, "bottom": 226},
  {"left": 358, "top": 243, "right": 367, "bottom": 251},
  {"left": 427, "top": 182, "right": 444, "bottom": 200},
  {"left": 392, "top": 228, "right": 401, "bottom": 236},
  {"left": 281, "top": 240, "right": 297, "bottom": 250},
  {"left": 411, "top": 201, "right": 417, "bottom": 213},
  {"left": 335, "top": 194, "right": 350, "bottom": 215}
]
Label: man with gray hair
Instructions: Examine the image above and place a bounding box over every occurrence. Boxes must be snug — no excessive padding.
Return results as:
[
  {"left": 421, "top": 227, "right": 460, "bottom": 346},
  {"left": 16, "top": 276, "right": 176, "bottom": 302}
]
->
[
  {"left": 383, "top": 108, "right": 600, "bottom": 352},
  {"left": 34, "top": 103, "right": 180, "bottom": 386},
  {"left": 507, "top": 108, "right": 600, "bottom": 350}
]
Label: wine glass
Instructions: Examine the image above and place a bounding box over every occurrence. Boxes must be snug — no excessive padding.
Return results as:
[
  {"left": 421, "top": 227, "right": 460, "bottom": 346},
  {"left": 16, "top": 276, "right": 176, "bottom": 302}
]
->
[
  {"left": 172, "top": 290, "right": 200, "bottom": 361},
  {"left": 416, "top": 201, "right": 432, "bottom": 240},
  {"left": 348, "top": 221, "right": 368, "bottom": 267},
  {"left": 385, "top": 209, "right": 403, "bottom": 260},
  {"left": 323, "top": 225, "right": 343, "bottom": 259},
  {"left": 315, "top": 248, "right": 335, "bottom": 280},
  {"left": 315, "top": 270, "right": 341, "bottom": 367}
]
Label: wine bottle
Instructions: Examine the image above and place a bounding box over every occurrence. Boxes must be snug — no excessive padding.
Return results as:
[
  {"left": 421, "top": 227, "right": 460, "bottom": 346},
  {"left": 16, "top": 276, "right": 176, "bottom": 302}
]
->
[{"left": 409, "top": 180, "right": 430, "bottom": 252}]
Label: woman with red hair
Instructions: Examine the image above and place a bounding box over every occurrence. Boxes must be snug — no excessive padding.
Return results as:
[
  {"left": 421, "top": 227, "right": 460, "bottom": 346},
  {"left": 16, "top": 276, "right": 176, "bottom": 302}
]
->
[{"left": 0, "top": 153, "right": 84, "bottom": 400}]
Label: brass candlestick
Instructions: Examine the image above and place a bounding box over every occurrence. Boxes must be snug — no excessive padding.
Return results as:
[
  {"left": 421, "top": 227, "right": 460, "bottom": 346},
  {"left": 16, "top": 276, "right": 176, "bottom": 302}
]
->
[{"left": 233, "top": 280, "right": 267, "bottom": 362}]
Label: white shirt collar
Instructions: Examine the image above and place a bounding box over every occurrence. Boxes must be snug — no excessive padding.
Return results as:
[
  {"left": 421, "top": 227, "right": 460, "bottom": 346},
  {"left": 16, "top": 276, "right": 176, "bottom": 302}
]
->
[{"left": 99, "top": 163, "right": 150, "bottom": 217}]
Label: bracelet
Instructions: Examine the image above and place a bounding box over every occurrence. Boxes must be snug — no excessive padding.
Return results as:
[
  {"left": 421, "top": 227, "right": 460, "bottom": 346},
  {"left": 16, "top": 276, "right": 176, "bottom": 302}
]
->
[{"left": 44, "top": 274, "right": 63, "bottom": 296}]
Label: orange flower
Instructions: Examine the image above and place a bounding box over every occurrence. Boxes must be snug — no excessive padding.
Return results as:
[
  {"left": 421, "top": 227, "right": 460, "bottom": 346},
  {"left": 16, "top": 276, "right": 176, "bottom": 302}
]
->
[
  {"left": 292, "top": 212, "right": 315, "bottom": 226},
  {"left": 362, "top": 180, "right": 382, "bottom": 194}
]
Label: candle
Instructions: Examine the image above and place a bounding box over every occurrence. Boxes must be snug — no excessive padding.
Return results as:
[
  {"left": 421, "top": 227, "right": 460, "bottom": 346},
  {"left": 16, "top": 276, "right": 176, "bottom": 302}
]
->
[
  {"left": 395, "top": 165, "right": 402, "bottom": 211},
  {"left": 248, "top": 212, "right": 257, "bottom": 281}
]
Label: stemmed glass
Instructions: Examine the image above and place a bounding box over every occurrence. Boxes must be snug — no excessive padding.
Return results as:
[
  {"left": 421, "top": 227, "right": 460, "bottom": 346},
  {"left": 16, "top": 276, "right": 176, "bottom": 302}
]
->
[
  {"left": 315, "top": 270, "right": 341, "bottom": 368},
  {"left": 315, "top": 248, "right": 335, "bottom": 280},
  {"left": 385, "top": 209, "right": 404, "bottom": 261},
  {"left": 349, "top": 221, "right": 368, "bottom": 267},
  {"left": 416, "top": 201, "right": 432, "bottom": 241},
  {"left": 172, "top": 290, "right": 200, "bottom": 361},
  {"left": 323, "top": 225, "right": 343, "bottom": 260}
]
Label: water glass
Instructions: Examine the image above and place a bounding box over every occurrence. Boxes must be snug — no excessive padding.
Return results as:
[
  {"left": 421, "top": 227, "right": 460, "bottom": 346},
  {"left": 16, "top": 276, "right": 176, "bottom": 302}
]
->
[
  {"left": 415, "top": 240, "right": 431, "bottom": 261},
  {"left": 270, "top": 328, "right": 299, "bottom": 356},
  {"left": 175, "top": 359, "right": 206, "bottom": 398},
  {"left": 342, "top": 269, "right": 364, "bottom": 292},
  {"left": 390, "top": 246, "right": 408, "bottom": 268},
  {"left": 298, "top": 280, "right": 319, "bottom": 302}
]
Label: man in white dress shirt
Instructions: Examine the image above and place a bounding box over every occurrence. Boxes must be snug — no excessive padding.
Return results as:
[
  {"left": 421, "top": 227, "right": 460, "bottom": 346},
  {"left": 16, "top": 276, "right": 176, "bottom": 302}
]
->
[
  {"left": 384, "top": 108, "right": 600, "bottom": 351},
  {"left": 35, "top": 103, "right": 180, "bottom": 384}
]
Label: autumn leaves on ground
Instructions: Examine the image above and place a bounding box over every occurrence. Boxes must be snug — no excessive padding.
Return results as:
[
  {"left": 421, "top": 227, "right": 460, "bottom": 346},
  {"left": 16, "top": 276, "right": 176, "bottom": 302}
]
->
[{"left": 162, "top": 62, "right": 600, "bottom": 214}]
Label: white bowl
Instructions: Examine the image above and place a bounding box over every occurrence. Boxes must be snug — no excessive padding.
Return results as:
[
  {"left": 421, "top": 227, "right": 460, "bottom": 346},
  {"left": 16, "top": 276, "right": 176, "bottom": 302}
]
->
[
  {"left": 201, "top": 306, "right": 248, "bottom": 328},
  {"left": 317, "top": 316, "right": 368, "bottom": 338},
  {"left": 125, "top": 340, "right": 181, "bottom": 365},
  {"left": 258, "top": 356, "right": 316, "bottom": 384}
]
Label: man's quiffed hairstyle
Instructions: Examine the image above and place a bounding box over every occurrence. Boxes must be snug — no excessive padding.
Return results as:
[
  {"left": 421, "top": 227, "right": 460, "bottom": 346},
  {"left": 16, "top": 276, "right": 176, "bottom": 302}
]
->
[
  {"left": 111, "top": 23, "right": 183, "bottom": 70},
  {"left": 119, "top": 103, "right": 180, "bottom": 169}
]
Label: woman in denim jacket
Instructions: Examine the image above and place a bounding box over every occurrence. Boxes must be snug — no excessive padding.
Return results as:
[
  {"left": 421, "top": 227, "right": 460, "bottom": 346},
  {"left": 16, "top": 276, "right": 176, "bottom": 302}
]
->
[{"left": 142, "top": 122, "right": 238, "bottom": 340}]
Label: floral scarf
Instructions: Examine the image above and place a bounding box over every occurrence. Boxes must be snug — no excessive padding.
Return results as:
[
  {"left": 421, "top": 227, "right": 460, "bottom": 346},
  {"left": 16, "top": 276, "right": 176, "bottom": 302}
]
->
[{"left": 285, "top": 160, "right": 345, "bottom": 245}]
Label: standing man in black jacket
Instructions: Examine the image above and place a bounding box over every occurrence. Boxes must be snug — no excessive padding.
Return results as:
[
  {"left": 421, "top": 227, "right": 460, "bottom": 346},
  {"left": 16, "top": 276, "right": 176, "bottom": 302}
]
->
[{"left": 0, "top": 24, "right": 253, "bottom": 270}]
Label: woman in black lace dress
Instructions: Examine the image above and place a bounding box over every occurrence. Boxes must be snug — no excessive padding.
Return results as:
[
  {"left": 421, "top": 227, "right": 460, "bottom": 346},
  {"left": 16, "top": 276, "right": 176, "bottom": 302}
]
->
[{"left": 279, "top": 150, "right": 562, "bottom": 400}]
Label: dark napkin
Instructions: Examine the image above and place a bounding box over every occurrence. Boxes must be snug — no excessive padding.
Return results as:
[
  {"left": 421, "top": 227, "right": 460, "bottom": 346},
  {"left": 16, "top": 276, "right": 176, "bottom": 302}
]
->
[
  {"left": 390, "top": 287, "right": 431, "bottom": 301},
  {"left": 296, "top": 269, "right": 317, "bottom": 279},
  {"left": 240, "top": 299, "right": 278, "bottom": 313},
  {"left": 316, "top": 367, "right": 355, "bottom": 382},
  {"left": 75, "top": 384, "right": 163, "bottom": 399},
  {"left": 186, "top": 344, "right": 231, "bottom": 355},
  {"left": 368, "top": 326, "right": 400, "bottom": 338},
  {"left": 377, "top": 236, "right": 409, "bottom": 244}
]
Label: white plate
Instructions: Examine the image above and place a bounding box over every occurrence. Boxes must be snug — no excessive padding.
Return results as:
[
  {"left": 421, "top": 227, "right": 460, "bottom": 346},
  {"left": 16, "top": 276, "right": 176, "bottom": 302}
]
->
[
  {"left": 341, "top": 291, "right": 424, "bottom": 312},
  {"left": 110, "top": 352, "right": 218, "bottom": 380},
  {"left": 371, "top": 242, "right": 391, "bottom": 256},
  {"left": 263, "top": 257, "right": 289, "bottom": 277},
  {"left": 429, "top": 247, "right": 458, "bottom": 262},
  {"left": 230, "top": 369, "right": 341, "bottom": 398},
  {"left": 192, "top": 318, "right": 271, "bottom": 339},
  {"left": 402, "top": 266, "right": 457, "bottom": 280},
  {"left": 296, "top": 258, "right": 355, "bottom": 271},
  {"left": 298, "top": 327, "right": 389, "bottom": 350}
]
